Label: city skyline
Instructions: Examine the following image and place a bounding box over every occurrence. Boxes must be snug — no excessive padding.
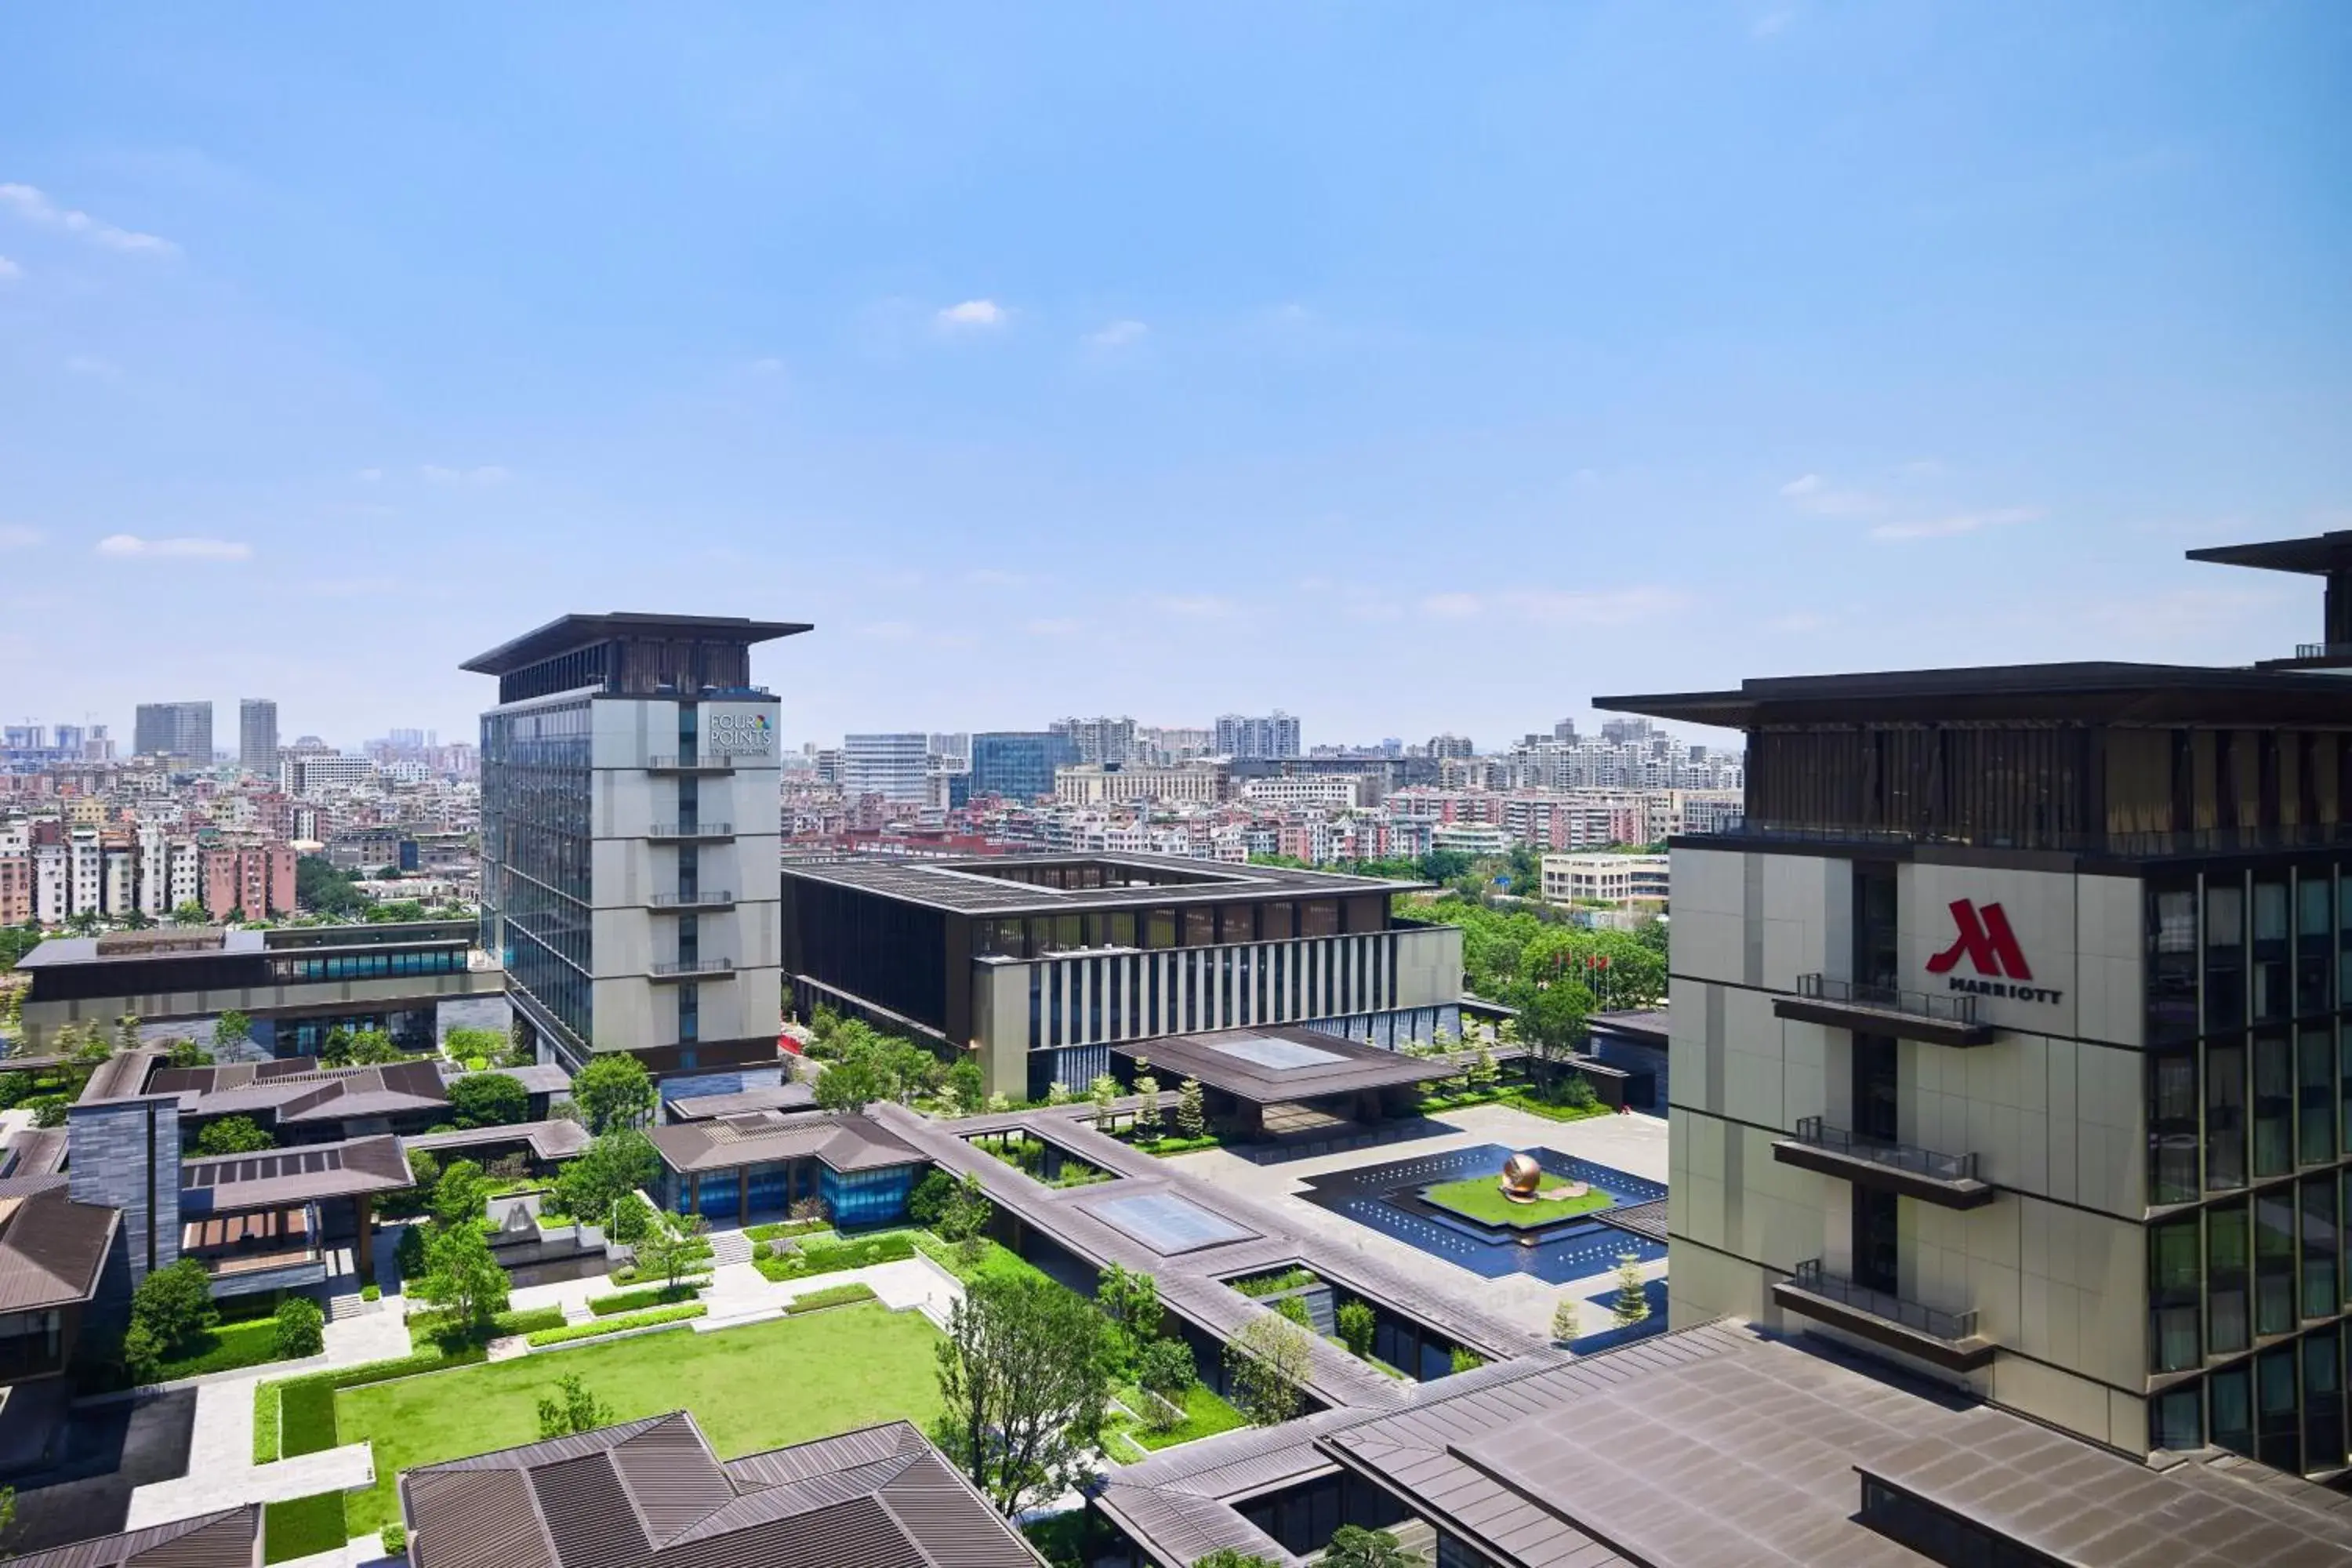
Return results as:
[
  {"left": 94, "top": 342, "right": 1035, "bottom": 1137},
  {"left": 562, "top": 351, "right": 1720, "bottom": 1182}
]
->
[{"left": 4, "top": 5, "right": 2347, "bottom": 744}]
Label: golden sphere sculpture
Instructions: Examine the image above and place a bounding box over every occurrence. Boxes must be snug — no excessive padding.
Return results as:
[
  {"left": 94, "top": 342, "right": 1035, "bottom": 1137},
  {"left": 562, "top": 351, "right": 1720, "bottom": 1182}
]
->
[{"left": 1500, "top": 1152, "right": 1544, "bottom": 1203}]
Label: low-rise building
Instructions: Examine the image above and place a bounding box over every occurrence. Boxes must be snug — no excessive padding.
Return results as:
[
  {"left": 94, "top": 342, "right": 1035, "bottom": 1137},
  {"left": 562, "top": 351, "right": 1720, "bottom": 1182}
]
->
[{"left": 1541, "top": 851, "right": 1670, "bottom": 907}]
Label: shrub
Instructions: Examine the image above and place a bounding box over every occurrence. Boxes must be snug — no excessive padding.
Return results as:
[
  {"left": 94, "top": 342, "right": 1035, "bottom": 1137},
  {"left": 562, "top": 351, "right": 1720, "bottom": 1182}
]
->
[
  {"left": 274, "top": 1298, "right": 325, "bottom": 1359},
  {"left": 361, "top": 1284, "right": 380, "bottom": 1303},
  {"left": 1136, "top": 1337, "right": 1199, "bottom": 1401},
  {"left": 753, "top": 1230, "right": 914, "bottom": 1282},
  {"left": 786, "top": 1283, "right": 877, "bottom": 1314},
  {"left": 608, "top": 1191, "right": 655, "bottom": 1244},
  {"left": 27, "top": 1094, "right": 69, "bottom": 1127},
  {"left": 586, "top": 1282, "right": 703, "bottom": 1316},
  {"left": 1336, "top": 1300, "right": 1376, "bottom": 1359},
  {"left": 1450, "top": 1346, "right": 1486, "bottom": 1374},
  {"left": 1270, "top": 1294, "right": 1312, "bottom": 1329},
  {"left": 263, "top": 1490, "right": 347, "bottom": 1564},
  {"left": 130, "top": 1258, "right": 217, "bottom": 1363},
  {"left": 194, "top": 1115, "right": 274, "bottom": 1156},
  {"left": 907, "top": 1168, "right": 956, "bottom": 1228},
  {"left": 448, "top": 1071, "right": 529, "bottom": 1129},
  {"left": 524, "top": 1304, "right": 705, "bottom": 1348},
  {"left": 394, "top": 1225, "right": 426, "bottom": 1280},
  {"left": 380, "top": 1523, "right": 408, "bottom": 1559}
]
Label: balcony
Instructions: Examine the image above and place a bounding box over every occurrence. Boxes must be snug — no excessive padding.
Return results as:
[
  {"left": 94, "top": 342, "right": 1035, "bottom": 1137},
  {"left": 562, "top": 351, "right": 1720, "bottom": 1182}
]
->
[
  {"left": 650, "top": 958, "right": 736, "bottom": 981},
  {"left": 651, "top": 890, "right": 735, "bottom": 908},
  {"left": 1773, "top": 1117, "right": 1993, "bottom": 1209},
  {"left": 2296, "top": 643, "right": 2352, "bottom": 660},
  {"left": 648, "top": 822, "right": 735, "bottom": 841},
  {"left": 1773, "top": 1259, "right": 1995, "bottom": 1374},
  {"left": 1774, "top": 975, "right": 1994, "bottom": 1048},
  {"left": 644, "top": 755, "right": 735, "bottom": 774}
]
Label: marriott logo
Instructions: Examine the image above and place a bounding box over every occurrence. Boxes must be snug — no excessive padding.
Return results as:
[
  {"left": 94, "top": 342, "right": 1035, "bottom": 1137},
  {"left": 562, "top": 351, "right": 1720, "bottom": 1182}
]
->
[{"left": 1926, "top": 899, "right": 2063, "bottom": 1005}]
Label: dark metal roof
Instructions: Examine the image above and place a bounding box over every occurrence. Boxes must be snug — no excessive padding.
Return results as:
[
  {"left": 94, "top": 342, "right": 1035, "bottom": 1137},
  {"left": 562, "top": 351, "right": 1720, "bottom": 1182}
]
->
[
  {"left": 74, "top": 1048, "right": 167, "bottom": 1105},
  {"left": 782, "top": 854, "right": 1427, "bottom": 916},
  {"left": 648, "top": 1110, "right": 920, "bottom": 1176},
  {"left": 664, "top": 1083, "right": 815, "bottom": 1121},
  {"left": 402, "top": 1120, "right": 591, "bottom": 1163},
  {"left": 1111, "top": 1025, "right": 1456, "bottom": 1105},
  {"left": 0, "top": 1505, "right": 260, "bottom": 1568},
  {"left": 2187, "top": 528, "right": 2352, "bottom": 576},
  {"left": 1585, "top": 1009, "right": 1669, "bottom": 1047},
  {"left": 2, "top": 1127, "right": 71, "bottom": 1178},
  {"left": 151, "top": 1058, "right": 449, "bottom": 1123},
  {"left": 459, "top": 614, "right": 811, "bottom": 677},
  {"left": 401, "top": 1414, "right": 1038, "bottom": 1568},
  {"left": 180, "top": 1134, "right": 415, "bottom": 1213},
  {"left": 1595, "top": 659, "right": 2352, "bottom": 731},
  {"left": 0, "top": 1179, "right": 121, "bottom": 1312}
]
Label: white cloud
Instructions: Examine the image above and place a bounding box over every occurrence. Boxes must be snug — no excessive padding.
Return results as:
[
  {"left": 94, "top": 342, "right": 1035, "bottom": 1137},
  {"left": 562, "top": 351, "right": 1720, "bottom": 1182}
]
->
[
  {"left": 1870, "top": 506, "right": 2041, "bottom": 541},
  {"left": 1087, "top": 319, "right": 1147, "bottom": 348},
  {"left": 936, "top": 299, "right": 1007, "bottom": 329},
  {"left": 355, "top": 467, "right": 383, "bottom": 483},
  {"left": 0, "top": 524, "right": 41, "bottom": 549},
  {"left": 0, "top": 256, "right": 19, "bottom": 281},
  {"left": 0, "top": 183, "right": 177, "bottom": 256},
  {"left": 96, "top": 534, "right": 252, "bottom": 561},
  {"left": 1777, "top": 473, "right": 1884, "bottom": 518},
  {"left": 1149, "top": 593, "right": 1240, "bottom": 619},
  {"left": 64, "top": 354, "right": 120, "bottom": 379},
  {"left": 1423, "top": 586, "right": 1688, "bottom": 626},
  {"left": 420, "top": 464, "right": 510, "bottom": 485}
]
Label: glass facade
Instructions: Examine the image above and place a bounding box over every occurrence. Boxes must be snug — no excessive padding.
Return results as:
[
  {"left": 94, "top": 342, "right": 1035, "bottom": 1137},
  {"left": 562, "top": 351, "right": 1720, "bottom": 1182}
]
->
[
  {"left": 968, "top": 731, "right": 1080, "bottom": 801},
  {"left": 481, "top": 700, "right": 593, "bottom": 1047},
  {"left": 2142, "top": 861, "right": 2352, "bottom": 1473},
  {"left": 820, "top": 1163, "right": 916, "bottom": 1229},
  {"left": 269, "top": 947, "right": 466, "bottom": 982}
]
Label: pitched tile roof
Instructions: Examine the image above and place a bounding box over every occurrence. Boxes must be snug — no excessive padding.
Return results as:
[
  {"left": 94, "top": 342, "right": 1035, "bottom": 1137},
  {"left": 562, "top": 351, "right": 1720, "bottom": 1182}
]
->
[
  {"left": 0, "top": 1178, "right": 122, "bottom": 1312},
  {"left": 180, "top": 1133, "right": 415, "bottom": 1213},
  {"left": 149, "top": 1057, "right": 448, "bottom": 1123},
  {"left": 0, "top": 1505, "right": 260, "bottom": 1568},
  {"left": 401, "top": 1415, "right": 1038, "bottom": 1568},
  {"left": 646, "top": 1111, "right": 918, "bottom": 1176}
]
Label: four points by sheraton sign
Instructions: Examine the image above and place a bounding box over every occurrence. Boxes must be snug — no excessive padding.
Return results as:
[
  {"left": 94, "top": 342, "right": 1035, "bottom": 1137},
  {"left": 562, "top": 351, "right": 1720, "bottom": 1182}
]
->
[
  {"left": 1926, "top": 898, "right": 2065, "bottom": 1007},
  {"left": 706, "top": 711, "right": 775, "bottom": 758}
]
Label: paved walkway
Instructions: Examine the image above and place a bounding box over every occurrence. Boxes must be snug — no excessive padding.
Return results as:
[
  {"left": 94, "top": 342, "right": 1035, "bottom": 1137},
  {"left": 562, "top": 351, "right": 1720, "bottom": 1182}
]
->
[{"left": 1169, "top": 1102, "right": 1669, "bottom": 1341}]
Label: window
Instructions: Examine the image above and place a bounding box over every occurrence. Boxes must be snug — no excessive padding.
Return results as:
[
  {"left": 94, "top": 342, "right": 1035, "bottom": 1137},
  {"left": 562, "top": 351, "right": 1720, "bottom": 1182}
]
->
[
  {"left": 2147, "top": 886, "right": 2198, "bottom": 1045},
  {"left": 2152, "top": 1385, "right": 2203, "bottom": 1453},
  {"left": 2205, "top": 881, "right": 2245, "bottom": 1032},
  {"left": 2257, "top": 1344, "right": 2300, "bottom": 1474},
  {"left": 2205, "top": 1039, "right": 2246, "bottom": 1191},
  {"left": 2253, "top": 879, "right": 2292, "bottom": 1024},
  {"left": 2300, "top": 1025, "right": 2336, "bottom": 1166},
  {"left": 2307, "top": 1331, "right": 2346, "bottom": 1472},
  {"left": 1218, "top": 903, "right": 1257, "bottom": 944},
  {"left": 2303, "top": 1177, "right": 2339, "bottom": 1323},
  {"left": 1183, "top": 906, "right": 1216, "bottom": 947},
  {"left": 1261, "top": 901, "right": 1294, "bottom": 941},
  {"left": 1146, "top": 907, "right": 1176, "bottom": 949},
  {"left": 2253, "top": 1033, "right": 2294, "bottom": 1178},
  {"left": 2256, "top": 1190, "right": 2297, "bottom": 1338},
  {"left": 2298, "top": 873, "right": 2334, "bottom": 1018},
  {"left": 2208, "top": 1199, "right": 2251, "bottom": 1356},
  {"left": 2209, "top": 1363, "right": 2253, "bottom": 1457},
  {"left": 2147, "top": 1048, "right": 2200, "bottom": 1205},
  {"left": 1302, "top": 899, "right": 1340, "bottom": 938},
  {"left": 2149, "top": 1218, "right": 2201, "bottom": 1374}
]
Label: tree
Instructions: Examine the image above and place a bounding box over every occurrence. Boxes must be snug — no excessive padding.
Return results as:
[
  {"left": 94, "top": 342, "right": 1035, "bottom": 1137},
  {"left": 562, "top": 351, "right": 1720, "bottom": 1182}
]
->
[
  {"left": 1551, "top": 1294, "right": 1581, "bottom": 1345},
  {"left": 1223, "top": 1314, "right": 1312, "bottom": 1427},
  {"left": 636, "top": 1212, "right": 714, "bottom": 1292},
  {"left": 0, "top": 1484, "right": 13, "bottom": 1553},
  {"left": 443, "top": 1025, "right": 507, "bottom": 1062},
  {"left": 946, "top": 1056, "right": 985, "bottom": 1116},
  {"left": 1095, "top": 1263, "right": 1161, "bottom": 1369},
  {"left": 432, "top": 1158, "right": 488, "bottom": 1229},
  {"left": 1135, "top": 1338, "right": 1198, "bottom": 1402},
  {"left": 1133, "top": 1055, "right": 1161, "bottom": 1141},
  {"left": 931, "top": 1274, "right": 1111, "bottom": 1515},
  {"left": 1175, "top": 1077, "right": 1206, "bottom": 1140},
  {"left": 323, "top": 1028, "right": 405, "bottom": 1067},
  {"left": 164, "top": 1036, "right": 212, "bottom": 1068},
  {"left": 936, "top": 1172, "right": 993, "bottom": 1256},
  {"left": 274, "top": 1296, "right": 325, "bottom": 1358},
  {"left": 1336, "top": 1300, "right": 1376, "bottom": 1359},
  {"left": 416, "top": 1220, "right": 509, "bottom": 1333},
  {"left": 194, "top": 1116, "right": 274, "bottom": 1156},
  {"left": 170, "top": 900, "right": 210, "bottom": 924},
  {"left": 1322, "top": 1526, "right": 1417, "bottom": 1568},
  {"left": 1089, "top": 1073, "right": 1120, "bottom": 1132},
  {"left": 814, "top": 1051, "right": 887, "bottom": 1113},
  {"left": 908, "top": 1168, "right": 957, "bottom": 1229},
  {"left": 212, "top": 1011, "right": 254, "bottom": 1056},
  {"left": 1191, "top": 1554, "right": 1277, "bottom": 1568},
  {"left": 554, "top": 1130, "right": 661, "bottom": 1225},
  {"left": 114, "top": 1013, "right": 143, "bottom": 1056},
  {"left": 608, "top": 1191, "right": 655, "bottom": 1244},
  {"left": 575, "top": 1054, "right": 655, "bottom": 1133},
  {"left": 537, "top": 1374, "right": 612, "bottom": 1439},
  {"left": 129, "top": 1257, "right": 217, "bottom": 1359},
  {"left": 1469, "top": 1044, "right": 1501, "bottom": 1091},
  {"left": 1613, "top": 1254, "right": 1651, "bottom": 1329},
  {"left": 448, "top": 1072, "right": 529, "bottom": 1129},
  {"left": 296, "top": 855, "right": 369, "bottom": 917}
]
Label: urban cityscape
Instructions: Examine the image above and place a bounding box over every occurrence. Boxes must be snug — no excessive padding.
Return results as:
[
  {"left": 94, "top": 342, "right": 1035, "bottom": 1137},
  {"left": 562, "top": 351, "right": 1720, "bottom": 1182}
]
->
[{"left": 4, "top": 8, "right": 2349, "bottom": 1568}]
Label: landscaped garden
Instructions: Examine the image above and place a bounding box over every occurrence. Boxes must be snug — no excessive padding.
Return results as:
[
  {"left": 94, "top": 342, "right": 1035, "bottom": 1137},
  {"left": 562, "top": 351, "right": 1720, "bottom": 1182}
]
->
[
  {"left": 326, "top": 1303, "right": 946, "bottom": 1536},
  {"left": 1422, "top": 1174, "right": 1613, "bottom": 1228}
]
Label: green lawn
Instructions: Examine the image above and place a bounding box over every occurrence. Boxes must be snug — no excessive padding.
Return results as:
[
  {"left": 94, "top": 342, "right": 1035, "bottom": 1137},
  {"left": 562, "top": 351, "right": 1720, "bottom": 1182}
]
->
[
  {"left": 334, "top": 1303, "right": 944, "bottom": 1536},
  {"left": 1423, "top": 1174, "right": 1613, "bottom": 1228}
]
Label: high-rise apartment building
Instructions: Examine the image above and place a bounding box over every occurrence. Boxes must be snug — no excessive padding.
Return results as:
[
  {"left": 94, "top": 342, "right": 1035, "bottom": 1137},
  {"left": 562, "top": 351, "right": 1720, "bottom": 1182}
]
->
[
  {"left": 279, "top": 752, "right": 378, "bottom": 796},
  {"left": 968, "top": 731, "right": 1081, "bottom": 802},
  {"left": 239, "top": 698, "right": 280, "bottom": 775},
  {"left": 133, "top": 701, "right": 213, "bottom": 767},
  {"left": 1597, "top": 528, "right": 2352, "bottom": 1477},
  {"left": 1215, "top": 710, "right": 1301, "bottom": 760},
  {"left": 1050, "top": 715, "right": 1138, "bottom": 766},
  {"left": 466, "top": 612, "right": 800, "bottom": 1079},
  {"left": 840, "top": 733, "right": 930, "bottom": 804}
]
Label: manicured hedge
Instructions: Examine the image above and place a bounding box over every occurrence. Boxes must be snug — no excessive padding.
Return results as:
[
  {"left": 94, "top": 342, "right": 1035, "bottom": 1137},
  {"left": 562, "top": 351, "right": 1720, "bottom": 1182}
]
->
[
  {"left": 257, "top": 1345, "right": 491, "bottom": 1461},
  {"left": 752, "top": 1231, "right": 914, "bottom": 1282},
  {"left": 263, "top": 1490, "right": 347, "bottom": 1563},
  {"left": 153, "top": 1317, "right": 296, "bottom": 1381},
  {"left": 744, "top": 1218, "right": 832, "bottom": 1243},
  {"left": 586, "top": 1282, "right": 704, "bottom": 1317},
  {"left": 786, "top": 1283, "right": 877, "bottom": 1315},
  {"left": 406, "top": 1305, "right": 568, "bottom": 1350},
  {"left": 525, "top": 1304, "right": 706, "bottom": 1348}
]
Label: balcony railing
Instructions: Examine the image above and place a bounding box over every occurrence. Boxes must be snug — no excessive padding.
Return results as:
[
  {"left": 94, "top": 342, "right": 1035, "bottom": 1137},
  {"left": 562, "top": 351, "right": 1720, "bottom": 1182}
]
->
[
  {"left": 651, "top": 890, "right": 735, "bottom": 908},
  {"left": 648, "top": 822, "right": 734, "bottom": 839},
  {"left": 652, "top": 958, "right": 735, "bottom": 977},
  {"left": 1792, "top": 1117, "right": 1976, "bottom": 1183},
  {"left": 1789, "top": 1259, "right": 1978, "bottom": 1343},
  {"left": 2296, "top": 643, "right": 2352, "bottom": 660},
  {"left": 644, "top": 754, "right": 735, "bottom": 772},
  {"left": 1683, "top": 818, "right": 2352, "bottom": 858},
  {"left": 1795, "top": 974, "right": 1981, "bottom": 1027}
]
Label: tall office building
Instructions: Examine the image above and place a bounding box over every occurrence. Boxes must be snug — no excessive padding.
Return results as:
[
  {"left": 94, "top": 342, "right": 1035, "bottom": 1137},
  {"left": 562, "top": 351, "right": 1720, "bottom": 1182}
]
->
[
  {"left": 1215, "top": 710, "right": 1301, "bottom": 760},
  {"left": 840, "top": 733, "right": 930, "bottom": 804},
  {"left": 466, "top": 612, "right": 802, "bottom": 1079},
  {"left": 968, "top": 731, "right": 1080, "bottom": 802},
  {"left": 239, "top": 699, "right": 280, "bottom": 775},
  {"left": 133, "top": 701, "right": 213, "bottom": 767},
  {"left": 1596, "top": 528, "right": 2352, "bottom": 1476}
]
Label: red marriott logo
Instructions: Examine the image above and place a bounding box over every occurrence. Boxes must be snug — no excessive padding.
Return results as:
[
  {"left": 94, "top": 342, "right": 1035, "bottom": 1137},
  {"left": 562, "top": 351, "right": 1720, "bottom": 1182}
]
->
[{"left": 1927, "top": 899, "right": 2063, "bottom": 1004}]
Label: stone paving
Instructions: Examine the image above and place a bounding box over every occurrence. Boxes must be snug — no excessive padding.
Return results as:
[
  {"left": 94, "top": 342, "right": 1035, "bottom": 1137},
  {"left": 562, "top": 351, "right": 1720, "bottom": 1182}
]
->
[{"left": 1167, "top": 1102, "right": 1670, "bottom": 1341}]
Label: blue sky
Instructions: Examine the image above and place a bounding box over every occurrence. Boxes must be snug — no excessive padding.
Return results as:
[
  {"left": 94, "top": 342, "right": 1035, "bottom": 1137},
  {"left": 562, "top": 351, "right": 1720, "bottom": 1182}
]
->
[{"left": 2, "top": 2, "right": 2347, "bottom": 753}]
